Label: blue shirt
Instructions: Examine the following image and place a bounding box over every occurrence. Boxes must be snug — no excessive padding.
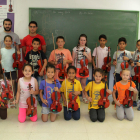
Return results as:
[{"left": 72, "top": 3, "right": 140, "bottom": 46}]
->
[{"left": 39, "top": 79, "right": 61, "bottom": 107}]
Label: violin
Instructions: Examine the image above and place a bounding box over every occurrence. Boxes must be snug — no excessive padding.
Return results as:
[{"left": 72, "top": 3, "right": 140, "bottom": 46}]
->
[
  {"left": 12, "top": 42, "right": 22, "bottom": 70},
  {"left": 1, "top": 69, "right": 13, "bottom": 100},
  {"left": 37, "top": 51, "right": 46, "bottom": 75},
  {"left": 98, "top": 75, "right": 110, "bottom": 108},
  {"left": 133, "top": 55, "right": 140, "bottom": 83},
  {"left": 9, "top": 0, "right": 13, "bottom": 12},
  {"left": 68, "top": 80, "right": 79, "bottom": 111},
  {"left": 58, "top": 53, "right": 67, "bottom": 79},
  {"left": 121, "top": 51, "right": 129, "bottom": 70},
  {"left": 26, "top": 83, "right": 37, "bottom": 117},
  {"left": 50, "top": 79, "right": 62, "bottom": 112},
  {"left": 79, "top": 48, "right": 89, "bottom": 76},
  {"left": 102, "top": 47, "right": 111, "bottom": 72},
  {"left": 123, "top": 77, "right": 134, "bottom": 108}
]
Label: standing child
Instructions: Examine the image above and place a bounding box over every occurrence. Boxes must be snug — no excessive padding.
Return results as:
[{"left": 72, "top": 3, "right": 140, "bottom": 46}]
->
[
  {"left": 15, "top": 64, "right": 39, "bottom": 123},
  {"left": 61, "top": 66, "right": 82, "bottom": 121},
  {"left": 131, "top": 39, "right": 140, "bottom": 109},
  {"left": 112, "top": 69, "right": 137, "bottom": 121},
  {"left": 25, "top": 38, "right": 47, "bottom": 106},
  {"left": 0, "top": 35, "right": 20, "bottom": 94},
  {"left": 72, "top": 34, "right": 92, "bottom": 104},
  {"left": 84, "top": 68, "right": 112, "bottom": 122},
  {"left": 92, "top": 34, "right": 111, "bottom": 69},
  {"left": 39, "top": 64, "right": 61, "bottom": 122},
  {"left": 48, "top": 36, "right": 73, "bottom": 82},
  {"left": 112, "top": 37, "right": 132, "bottom": 104}
]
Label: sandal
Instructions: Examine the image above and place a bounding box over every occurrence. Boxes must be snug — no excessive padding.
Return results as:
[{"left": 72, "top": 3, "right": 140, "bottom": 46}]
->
[{"left": 83, "top": 98, "right": 89, "bottom": 104}]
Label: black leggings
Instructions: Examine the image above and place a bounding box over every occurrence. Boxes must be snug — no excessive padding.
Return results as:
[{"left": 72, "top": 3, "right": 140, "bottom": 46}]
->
[
  {"left": 89, "top": 108, "right": 105, "bottom": 122},
  {"left": 64, "top": 107, "right": 80, "bottom": 121},
  {"left": 0, "top": 107, "right": 7, "bottom": 120}
]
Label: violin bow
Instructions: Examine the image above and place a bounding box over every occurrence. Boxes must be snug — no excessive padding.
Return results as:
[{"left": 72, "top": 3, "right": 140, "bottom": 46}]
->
[
  {"left": 65, "top": 76, "right": 68, "bottom": 112},
  {"left": 45, "top": 74, "right": 48, "bottom": 107},
  {"left": 10, "top": 71, "right": 16, "bottom": 108},
  {"left": 96, "top": 43, "right": 98, "bottom": 68},
  {"left": 113, "top": 45, "right": 118, "bottom": 78},
  {"left": 52, "top": 33, "right": 57, "bottom": 64},
  {"left": 14, "top": 42, "right": 19, "bottom": 82},
  {"left": 76, "top": 44, "right": 79, "bottom": 69}
]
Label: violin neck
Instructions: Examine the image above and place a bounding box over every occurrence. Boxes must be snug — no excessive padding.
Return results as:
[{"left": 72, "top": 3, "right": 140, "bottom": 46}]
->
[
  {"left": 107, "top": 51, "right": 109, "bottom": 63},
  {"left": 40, "top": 52, "right": 43, "bottom": 66},
  {"left": 15, "top": 46, "right": 18, "bottom": 60},
  {"left": 62, "top": 55, "right": 64, "bottom": 69},
  {"left": 129, "top": 79, "right": 132, "bottom": 97},
  {"left": 31, "top": 94, "right": 34, "bottom": 106},
  {"left": 3, "top": 73, "right": 7, "bottom": 88},
  {"left": 104, "top": 80, "right": 107, "bottom": 97},
  {"left": 84, "top": 55, "right": 85, "bottom": 66},
  {"left": 55, "top": 83, "right": 58, "bottom": 100},
  {"left": 72, "top": 83, "right": 74, "bottom": 100}
]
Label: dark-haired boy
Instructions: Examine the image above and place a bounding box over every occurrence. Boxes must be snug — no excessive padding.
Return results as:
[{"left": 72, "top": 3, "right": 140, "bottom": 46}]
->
[
  {"left": 25, "top": 38, "right": 47, "bottom": 106},
  {"left": 92, "top": 34, "right": 111, "bottom": 69},
  {"left": 48, "top": 36, "right": 73, "bottom": 82},
  {"left": 22, "top": 21, "right": 46, "bottom": 56},
  {"left": 112, "top": 37, "right": 132, "bottom": 104}
]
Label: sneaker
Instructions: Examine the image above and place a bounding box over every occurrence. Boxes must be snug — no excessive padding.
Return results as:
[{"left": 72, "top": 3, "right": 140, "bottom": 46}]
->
[
  {"left": 133, "top": 101, "right": 137, "bottom": 107},
  {"left": 112, "top": 101, "right": 115, "bottom": 105},
  {"left": 137, "top": 105, "right": 140, "bottom": 111}
]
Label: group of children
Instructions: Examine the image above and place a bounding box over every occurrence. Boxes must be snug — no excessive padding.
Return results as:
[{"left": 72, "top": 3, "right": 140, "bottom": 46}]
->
[{"left": 0, "top": 32, "right": 139, "bottom": 123}]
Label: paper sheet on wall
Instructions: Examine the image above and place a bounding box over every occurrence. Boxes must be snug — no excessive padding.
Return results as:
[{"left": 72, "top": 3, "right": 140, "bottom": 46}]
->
[{"left": 0, "top": 5, "right": 7, "bottom": 32}]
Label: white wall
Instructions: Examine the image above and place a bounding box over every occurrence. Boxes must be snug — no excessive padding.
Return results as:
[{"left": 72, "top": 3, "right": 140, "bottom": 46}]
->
[{"left": 14, "top": 0, "right": 140, "bottom": 39}]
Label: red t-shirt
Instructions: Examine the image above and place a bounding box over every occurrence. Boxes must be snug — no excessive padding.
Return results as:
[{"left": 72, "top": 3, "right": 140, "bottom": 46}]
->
[{"left": 22, "top": 34, "right": 46, "bottom": 56}]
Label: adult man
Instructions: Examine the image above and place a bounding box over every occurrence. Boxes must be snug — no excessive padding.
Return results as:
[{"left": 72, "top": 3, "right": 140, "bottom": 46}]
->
[
  {"left": 22, "top": 21, "right": 46, "bottom": 56},
  {"left": 0, "top": 18, "right": 20, "bottom": 50}
]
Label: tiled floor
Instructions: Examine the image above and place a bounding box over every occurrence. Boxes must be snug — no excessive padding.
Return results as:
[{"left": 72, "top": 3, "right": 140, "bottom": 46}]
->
[{"left": 0, "top": 97, "right": 140, "bottom": 140}]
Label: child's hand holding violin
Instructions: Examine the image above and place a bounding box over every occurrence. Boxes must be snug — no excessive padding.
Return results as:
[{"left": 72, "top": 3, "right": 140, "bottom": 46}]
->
[
  {"left": 13, "top": 100, "right": 18, "bottom": 105},
  {"left": 123, "top": 56, "right": 129, "bottom": 61},
  {"left": 39, "top": 70, "right": 43, "bottom": 76},
  {"left": 54, "top": 87, "right": 59, "bottom": 92},
  {"left": 83, "top": 52, "right": 87, "bottom": 57},
  {"left": 106, "top": 89, "right": 112, "bottom": 95},
  {"left": 131, "top": 62, "right": 134, "bottom": 67},
  {"left": 29, "top": 88, "right": 34, "bottom": 95},
  {"left": 87, "top": 96, "right": 92, "bottom": 102},
  {"left": 42, "top": 99, "right": 48, "bottom": 105},
  {"left": 115, "top": 100, "right": 121, "bottom": 107},
  {"left": 136, "top": 62, "right": 140, "bottom": 66},
  {"left": 17, "top": 51, "right": 20, "bottom": 54}
]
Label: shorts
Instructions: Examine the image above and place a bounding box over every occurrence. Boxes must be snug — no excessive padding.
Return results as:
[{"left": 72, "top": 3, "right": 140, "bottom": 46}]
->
[
  {"left": 41, "top": 107, "right": 58, "bottom": 115},
  {"left": 5, "top": 71, "right": 17, "bottom": 80},
  {"left": 76, "top": 68, "right": 89, "bottom": 78}
]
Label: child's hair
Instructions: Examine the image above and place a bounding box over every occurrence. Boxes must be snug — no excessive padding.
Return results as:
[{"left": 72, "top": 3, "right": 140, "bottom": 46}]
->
[
  {"left": 56, "top": 36, "right": 65, "bottom": 42},
  {"left": 46, "top": 63, "right": 56, "bottom": 72},
  {"left": 4, "top": 35, "right": 12, "bottom": 41},
  {"left": 3, "top": 18, "right": 12, "bottom": 25},
  {"left": 118, "top": 37, "right": 127, "bottom": 44},
  {"left": 121, "top": 68, "right": 130, "bottom": 74},
  {"left": 29, "top": 21, "right": 38, "bottom": 27},
  {"left": 22, "top": 64, "right": 33, "bottom": 71},
  {"left": 0, "top": 65, "right": 3, "bottom": 79},
  {"left": 136, "top": 39, "right": 140, "bottom": 44},
  {"left": 93, "top": 68, "right": 104, "bottom": 76},
  {"left": 77, "top": 34, "right": 87, "bottom": 46},
  {"left": 32, "top": 38, "right": 41, "bottom": 44},
  {"left": 67, "top": 66, "right": 77, "bottom": 73},
  {"left": 99, "top": 34, "right": 107, "bottom": 40}
]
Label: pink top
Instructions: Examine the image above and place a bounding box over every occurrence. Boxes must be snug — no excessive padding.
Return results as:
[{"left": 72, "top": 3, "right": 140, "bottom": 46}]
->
[
  {"left": 92, "top": 46, "right": 109, "bottom": 68},
  {"left": 19, "top": 77, "right": 37, "bottom": 108}
]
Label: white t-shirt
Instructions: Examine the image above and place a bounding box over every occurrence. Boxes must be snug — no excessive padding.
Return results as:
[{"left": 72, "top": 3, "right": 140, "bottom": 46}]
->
[
  {"left": 1, "top": 48, "right": 15, "bottom": 72},
  {"left": 113, "top": 50, "right": 132, "bottom": 74},
  {"left": 92, "top": 46, "right": 109, "bottom": 68},
  {"left": 131, "top": 50, "right": 140, "bottom": 76},
  {"left": 73, "top": 46, "right": 91, "bottom": 68}
]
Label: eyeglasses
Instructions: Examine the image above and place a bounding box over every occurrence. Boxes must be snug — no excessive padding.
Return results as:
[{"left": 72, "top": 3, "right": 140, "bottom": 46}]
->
[{"left": 29, "top": 26, "right": 36, "bottom": 28}]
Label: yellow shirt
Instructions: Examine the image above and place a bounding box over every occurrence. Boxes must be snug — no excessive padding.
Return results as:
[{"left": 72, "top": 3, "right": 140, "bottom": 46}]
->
[
  {"left": 60, "top": 79, "right": 82, "bottom": 108},
  {"left": 85, "top": 81, "right": 107, "bottom": 109}
]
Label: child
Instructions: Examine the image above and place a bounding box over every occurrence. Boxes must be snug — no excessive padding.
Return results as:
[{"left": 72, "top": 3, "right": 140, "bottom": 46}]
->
[
  {"left": 92, "top": 34, "right": 111, "bottom": 69},
  {"left": 72, "top": 34, "right": 91, "bottom": 104},
  {"left": 112, "top": 37, "right": 132, "bottom": 104},
  {"left": 25, "top": 38, "right": 47, "bottom": 106},
  {"left": 112, "top": 69, "right": 137, "bottom": 121},
  {"left": 15, "top": 64, "right": 39, "bottom": 123},
  {"left": 0, "top": 35, "right": 20, "bottom": 94},
  {"left": 131, "top": 39, "right": 140, "bottom": 109},
  {"left": 61, "top": 66, "right": 82, "bottom": 121},
  {"left": 48, "top": 36, "right": 73, "bottom": 82},
  {"left": 84, "top": 68, "right": 112, "bottom": 122},
  {"left": 39, "top": 64, "right": 61, "bottom": 122}
]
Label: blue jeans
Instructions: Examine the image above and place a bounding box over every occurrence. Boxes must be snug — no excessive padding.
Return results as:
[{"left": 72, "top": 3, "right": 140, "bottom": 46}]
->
[{"left": 63, "top": 107, "right": 80, "bottom": 121}]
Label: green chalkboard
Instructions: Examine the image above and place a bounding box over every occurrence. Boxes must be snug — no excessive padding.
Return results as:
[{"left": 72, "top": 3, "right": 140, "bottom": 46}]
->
[{"left": 29, "top": 8, "right": 139, "bottom": 59}]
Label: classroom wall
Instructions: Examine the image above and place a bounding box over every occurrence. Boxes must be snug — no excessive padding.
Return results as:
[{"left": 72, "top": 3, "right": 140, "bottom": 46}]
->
[{"left": 14, "top": 0, "right": 140, "bottom": 90}]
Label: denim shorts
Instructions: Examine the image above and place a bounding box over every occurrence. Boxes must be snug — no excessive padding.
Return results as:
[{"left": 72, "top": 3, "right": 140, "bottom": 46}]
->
[{"left": 41, "top": 107, "right": 58, "bottom": 115}]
